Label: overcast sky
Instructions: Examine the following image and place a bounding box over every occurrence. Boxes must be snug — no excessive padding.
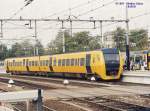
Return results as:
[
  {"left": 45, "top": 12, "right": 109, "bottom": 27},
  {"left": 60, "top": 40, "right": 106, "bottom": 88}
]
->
[{"left": 0, "top": 0, "right": 150, "bottom": 47}]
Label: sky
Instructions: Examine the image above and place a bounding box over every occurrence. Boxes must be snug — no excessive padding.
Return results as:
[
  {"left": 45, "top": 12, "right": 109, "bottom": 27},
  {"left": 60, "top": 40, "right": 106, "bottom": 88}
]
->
[{"left": 0, "top": 0, "right": 150, "bottom": 47}]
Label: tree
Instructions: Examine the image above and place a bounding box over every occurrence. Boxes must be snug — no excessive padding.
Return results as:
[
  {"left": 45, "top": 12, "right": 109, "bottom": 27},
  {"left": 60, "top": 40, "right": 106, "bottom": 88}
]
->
[
  {"left": 112, "top": 27, "right": 126, "bottom": 51},
  {"left": 130, "top": 29, "right": 148, "bottom": 50},
  {"left": 47, "top": 30, "right": 72, "bottom": 54},
  {"left": 111, "top": 27, "right": 149, "bottom": 51},
  {"left": 9, "top": 40, "right": 34, "bottom": 57},
  {"left": 0, "top": 44, "right": 8, "bottom": 60},
  {"left": 35, "top": 40, "right": 45, "bottom": 55},
  {"left": 47, "top": 31, "right": 101, "bottom": 54}
]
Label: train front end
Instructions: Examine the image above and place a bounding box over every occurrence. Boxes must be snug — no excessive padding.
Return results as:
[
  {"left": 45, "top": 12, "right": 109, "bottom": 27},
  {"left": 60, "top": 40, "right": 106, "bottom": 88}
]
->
[{"left": 101, "top": 48, "right": 123, "bottom": 80}]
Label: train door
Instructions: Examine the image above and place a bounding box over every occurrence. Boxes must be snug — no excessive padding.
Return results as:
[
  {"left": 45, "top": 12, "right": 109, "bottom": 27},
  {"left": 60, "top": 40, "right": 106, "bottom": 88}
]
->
[
  {"left": 26, "top": 59, "right": 29, "bottom": 71},
  {"left": 49, "top": 57, "right": 53, "bottom": 72},
  {"left": 86, "top": 54, "right": 92, "bottom": 73}
]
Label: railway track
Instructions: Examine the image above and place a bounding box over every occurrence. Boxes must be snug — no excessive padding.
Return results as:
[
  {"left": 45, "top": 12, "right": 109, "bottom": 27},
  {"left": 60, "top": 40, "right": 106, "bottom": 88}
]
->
[
  {"left": 68, "top": 96, "right": 150, "bottom": 111},
  {"left": 1, "top": 74, "right": 148, "bottom": 88},
  {"left": 1, "top": 75, "right": 150, "bottom": 111},
  {"left": 0, "top": 77, "right": 57, "bottom": 90},
  {"left": 1, "top": 75, "right": 112, "bottom": 87},
  {"left": 0, "top": 75, "right": 150, "bottom": 96}
]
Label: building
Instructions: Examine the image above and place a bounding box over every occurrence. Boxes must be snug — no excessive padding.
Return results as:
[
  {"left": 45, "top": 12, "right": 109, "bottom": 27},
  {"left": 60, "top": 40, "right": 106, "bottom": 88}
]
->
[{"left": 103, "top": 32, "right": 115, "bottom": 48}]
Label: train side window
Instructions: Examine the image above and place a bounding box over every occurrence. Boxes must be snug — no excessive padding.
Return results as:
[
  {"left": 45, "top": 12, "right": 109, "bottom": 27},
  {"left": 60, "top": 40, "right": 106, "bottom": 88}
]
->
[
  {"left": 78, "top": 59, "right": 80, "bottom": 66},
  {"left": 40, "top": 60, "right": 43, "bottom": 66},
  {"left": 53, "top": 59, "right": 56, "bottom": 66},
  {"left": 28, "top": 61, "right": 30, "bottom": 66},
  {"left": 43, "top": 60, "right": 46, "bottom": 66},
  {"left": 65, "top": 59, "right": 67, "bottom": 66},
  {"left": 35, "top": 61, "right": 37, "bottom": 66},
  {"left": 26, "top": 59, "right": 29, "bottom": 66},
  {"left": 80, "top": 58, "right": 85, "bottom": 66},
  {"left": 32, "top": 61, "right": 34, "bottom": 66},
  {"left": 20, "top": 62, "right": 22, "bottom": 66},
  {"left": 62, "top": 59, "right": 65, "bottom": 66},
  {"left": 46, "top": 60, "right": 49, "bottom": 66},
  {"left": 49, "top": 57, "right": 52, "bottom": 66},
  {"left": 23, "top": 59, "right": 25, "bottom": 66},
  {"left": 71, "top": 59, "right": 74, "bottom": 66},
  {"left": 75, "top": 59, "right": 78, "bottom": 66},
  {"left": 13, "top": 60, "right": 15, "bottom": 66},
  {"left": 58, "top": 59, "right": 61, "bottom": 66},
  {"left": 66, "top": 59, "right": 69, "bottom": 66},
  {"left": 40, "top": 61, "right": 42, "bottom": 66}
]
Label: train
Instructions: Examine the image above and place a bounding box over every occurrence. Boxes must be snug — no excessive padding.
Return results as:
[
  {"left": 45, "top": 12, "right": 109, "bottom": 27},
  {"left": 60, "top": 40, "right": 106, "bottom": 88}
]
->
[
  {"left": 4, "top": 48, "right": 124, "bottom": 80},
  {"left": 147, "top": 51, "right": 150, "bottom": 70}
]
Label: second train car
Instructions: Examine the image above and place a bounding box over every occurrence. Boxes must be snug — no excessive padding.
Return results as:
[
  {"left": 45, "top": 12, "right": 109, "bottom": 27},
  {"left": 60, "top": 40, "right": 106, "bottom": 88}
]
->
[{"left": 4, "top": 48, "right": 124, "bottom": 80}]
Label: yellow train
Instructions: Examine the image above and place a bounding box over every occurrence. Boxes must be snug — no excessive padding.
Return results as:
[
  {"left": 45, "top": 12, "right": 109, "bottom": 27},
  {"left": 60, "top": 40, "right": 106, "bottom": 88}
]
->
[
  {"left": 147, "top": 51, "right": 150, "bottom": 70},
  {"left": 4, "top": 48, "right": 124, "bottom": 80}
]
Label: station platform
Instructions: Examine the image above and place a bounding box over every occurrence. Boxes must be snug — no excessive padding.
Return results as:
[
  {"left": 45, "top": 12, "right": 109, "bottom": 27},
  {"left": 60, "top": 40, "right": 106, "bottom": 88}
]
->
[
  {"left": 122, "top": 71, "right": 150, "bottom": 84},
  {"left": 0, "top": 68, "right": 6, "bottom": 74}
]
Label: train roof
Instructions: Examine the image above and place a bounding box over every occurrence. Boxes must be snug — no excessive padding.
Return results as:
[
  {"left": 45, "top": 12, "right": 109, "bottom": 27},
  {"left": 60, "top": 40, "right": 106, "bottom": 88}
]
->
[{"left": 5, "top": 48, "right": 119, "bottom": 60}]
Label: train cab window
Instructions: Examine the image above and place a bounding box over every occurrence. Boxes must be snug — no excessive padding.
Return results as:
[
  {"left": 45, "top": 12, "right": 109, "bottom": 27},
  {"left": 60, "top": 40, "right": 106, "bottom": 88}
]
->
[{"left": 80, "top": 58, "right": 85, "bottom": 66}]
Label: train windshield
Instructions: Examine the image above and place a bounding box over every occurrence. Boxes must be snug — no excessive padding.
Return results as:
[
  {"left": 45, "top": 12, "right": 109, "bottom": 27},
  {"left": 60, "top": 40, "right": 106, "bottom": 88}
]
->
[
  {"left": 104, "top": 54, "right": 119, "bottom": 62},
  {"left": 102, "top": 48, "right": 120, "bottom": 76}
]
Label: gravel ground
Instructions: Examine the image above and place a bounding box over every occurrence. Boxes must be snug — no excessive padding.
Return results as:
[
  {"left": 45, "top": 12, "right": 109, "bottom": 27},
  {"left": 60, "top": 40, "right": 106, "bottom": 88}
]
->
[
  {"left": 103, "top": 95, "right": 150, "bottom": 107},
  {"left": 44, "top": 100, "right": 86, "bottom": 111}
]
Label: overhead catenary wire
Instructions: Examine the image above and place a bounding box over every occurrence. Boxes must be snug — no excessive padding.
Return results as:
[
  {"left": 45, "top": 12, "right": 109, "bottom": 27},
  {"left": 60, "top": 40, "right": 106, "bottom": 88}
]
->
[
  {"left": 3, "top": 0, "right": 34, "bottom": 25},
  {"left": 76, "top": 0, "right": 117, "bottom": 17},
  {"left": 42, "top": 0, "right": 100, "bottom": 19}
]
